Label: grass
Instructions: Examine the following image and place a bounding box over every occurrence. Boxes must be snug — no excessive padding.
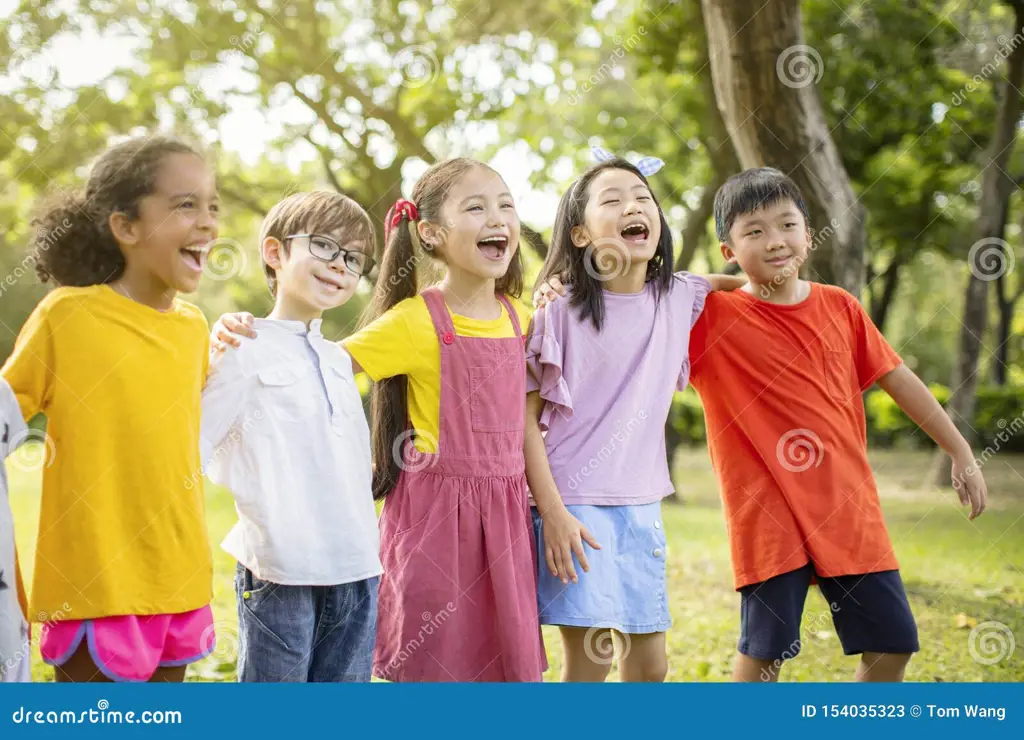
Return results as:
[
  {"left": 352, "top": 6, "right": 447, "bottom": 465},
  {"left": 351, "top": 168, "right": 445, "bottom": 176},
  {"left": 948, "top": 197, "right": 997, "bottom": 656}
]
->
[{"left": 7, "top": 448, "right": 1023, "bottom": 682}]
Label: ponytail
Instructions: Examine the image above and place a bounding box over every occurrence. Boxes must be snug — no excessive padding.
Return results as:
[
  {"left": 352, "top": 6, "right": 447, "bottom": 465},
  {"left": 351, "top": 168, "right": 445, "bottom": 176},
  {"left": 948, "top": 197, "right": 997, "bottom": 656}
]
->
[
  {"left": 362, "top": 158, "right": 523, "bottom": 499},
  {"left": 363, "top": 216, "right": 423, "bottom": 500}
]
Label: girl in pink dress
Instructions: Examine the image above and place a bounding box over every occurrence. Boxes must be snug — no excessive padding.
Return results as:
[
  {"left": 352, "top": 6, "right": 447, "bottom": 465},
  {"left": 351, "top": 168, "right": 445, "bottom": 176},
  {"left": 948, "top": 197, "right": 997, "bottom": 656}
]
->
[{"left": 343, "top": 159, "right": 546, "bottom": 682}]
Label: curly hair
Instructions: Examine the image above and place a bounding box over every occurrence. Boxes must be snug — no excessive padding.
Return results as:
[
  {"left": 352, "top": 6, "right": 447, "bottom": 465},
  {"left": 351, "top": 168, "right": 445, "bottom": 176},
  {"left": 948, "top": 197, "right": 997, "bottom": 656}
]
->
[{"left": 31, "top": 136, "right": 204, "bottom": 286}]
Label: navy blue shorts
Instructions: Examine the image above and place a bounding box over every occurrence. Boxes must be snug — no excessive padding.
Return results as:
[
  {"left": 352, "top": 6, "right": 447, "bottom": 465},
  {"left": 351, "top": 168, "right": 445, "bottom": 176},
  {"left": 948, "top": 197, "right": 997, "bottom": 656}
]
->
[{"left": 738, "top": 563, "right": 919, "bottom": 661}]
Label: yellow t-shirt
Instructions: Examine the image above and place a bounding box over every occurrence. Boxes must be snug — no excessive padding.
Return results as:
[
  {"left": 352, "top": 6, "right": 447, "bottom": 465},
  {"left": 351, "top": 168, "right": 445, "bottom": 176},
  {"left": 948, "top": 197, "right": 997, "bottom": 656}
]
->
[
  {"left": 343, "top": 294, "right": 532, "bottom": 452},
  {"left": 1, "top": 285, "right": 213, "bottom": 621}
]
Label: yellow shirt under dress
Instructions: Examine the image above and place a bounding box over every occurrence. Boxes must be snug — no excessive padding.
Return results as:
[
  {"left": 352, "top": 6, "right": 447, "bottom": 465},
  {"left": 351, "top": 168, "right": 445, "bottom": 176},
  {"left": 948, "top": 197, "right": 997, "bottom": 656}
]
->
[
  {"left": 343, "top": 294, "right": 532, "bottom": 452},
  {"left": 1, "top": 285, "right": 213, "bottom": 622}
]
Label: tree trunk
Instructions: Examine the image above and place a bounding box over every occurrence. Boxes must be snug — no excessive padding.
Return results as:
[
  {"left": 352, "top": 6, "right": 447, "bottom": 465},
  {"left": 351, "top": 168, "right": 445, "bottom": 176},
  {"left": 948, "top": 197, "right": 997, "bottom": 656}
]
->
[
  {"left": 931, "top": 0, "right": 1024, "bottom": 486},
  {"left": 993, "top": 265, "right": 1012, "bottom": 385},
  {"left": 700, "top": 0, "right": 866, "bottom": 295},
  {"left": 676, "top": 0, "right": 741, "bottom": 271},
  {"left": 869, "top": 251, "right": 905, "bottom": 334}
]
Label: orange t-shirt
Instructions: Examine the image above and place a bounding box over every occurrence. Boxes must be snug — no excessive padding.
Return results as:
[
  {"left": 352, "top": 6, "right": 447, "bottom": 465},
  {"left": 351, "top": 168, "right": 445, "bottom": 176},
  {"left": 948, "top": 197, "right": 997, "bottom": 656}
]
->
[{"left": 689, "top": 284, "right": 903, "bottom": 589}]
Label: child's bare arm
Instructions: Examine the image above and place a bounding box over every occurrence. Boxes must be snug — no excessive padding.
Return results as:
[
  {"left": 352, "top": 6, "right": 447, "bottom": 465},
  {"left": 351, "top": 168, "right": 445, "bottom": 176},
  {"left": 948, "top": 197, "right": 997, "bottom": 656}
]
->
[
  {"left": 876, "top": 364, "right": 988, "bottom": 519},
  {"left": 532, "top": 273, "right": 743, "bottom": 308},
  {"left": 524, "top": 391, "right": 601, "bottom": 583},
  {"left": 706, "top": 274, "right": 747, "bottom": 291}
]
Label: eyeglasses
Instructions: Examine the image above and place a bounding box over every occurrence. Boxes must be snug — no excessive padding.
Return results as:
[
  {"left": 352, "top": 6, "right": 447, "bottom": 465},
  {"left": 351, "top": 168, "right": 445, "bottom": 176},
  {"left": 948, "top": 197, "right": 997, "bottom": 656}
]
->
[{"left": 284, "top": 234, "right": 376, "bottom": 277}]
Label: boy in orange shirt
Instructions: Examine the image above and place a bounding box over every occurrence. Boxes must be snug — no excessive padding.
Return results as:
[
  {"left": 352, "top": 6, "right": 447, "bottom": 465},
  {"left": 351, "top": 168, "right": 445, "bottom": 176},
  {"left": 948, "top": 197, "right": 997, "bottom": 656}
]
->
[
  {"left": 688, "top": 168, "right": 987, "bottom": 682},
  {"left": 534, "top": 167, "right": 988, "bottom": 682}
]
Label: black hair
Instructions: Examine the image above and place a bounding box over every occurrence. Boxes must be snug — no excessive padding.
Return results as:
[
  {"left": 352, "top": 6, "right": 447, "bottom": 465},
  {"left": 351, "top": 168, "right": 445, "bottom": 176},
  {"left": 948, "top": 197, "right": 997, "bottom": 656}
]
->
[
  {"left": 31, "top": 136, "right": 204, "bottom": 286},
  {"left": 535, "top": 158, "right": 673, "bottom": 331},
  {"left": 362, "top": 158, "right": 524, "bottom": 500},
  {"left": 713, "top": 167, "right": 810, "bottom": 243}
]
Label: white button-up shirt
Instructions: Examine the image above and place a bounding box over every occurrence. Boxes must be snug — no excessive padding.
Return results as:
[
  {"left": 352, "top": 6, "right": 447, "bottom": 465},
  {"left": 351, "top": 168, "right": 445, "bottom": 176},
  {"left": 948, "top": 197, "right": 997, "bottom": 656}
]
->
[{"left": 201, "top": 318, "right": 382, "bottom": 586}]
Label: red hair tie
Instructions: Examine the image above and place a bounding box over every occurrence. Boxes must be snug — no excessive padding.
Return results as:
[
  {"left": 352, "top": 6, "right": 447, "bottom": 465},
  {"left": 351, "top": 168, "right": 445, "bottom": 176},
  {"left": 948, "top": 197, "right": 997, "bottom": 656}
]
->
[{"left": 384, "top": 198, "right": 420, "bottom": 244}]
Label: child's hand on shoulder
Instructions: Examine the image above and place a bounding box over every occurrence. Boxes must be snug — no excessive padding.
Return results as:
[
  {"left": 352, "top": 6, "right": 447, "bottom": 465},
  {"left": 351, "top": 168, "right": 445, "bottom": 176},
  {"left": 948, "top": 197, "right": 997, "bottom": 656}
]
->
[
  {"left": 951, "top": 452, "right": 988, "bottom": 520},
  {"left": 532, "top": 275, "right": 567, "bottom": 309},
  {"left": 540, "top": 503, "right": 601, "bottom": 585},
  {"left": 211, "top": 312, "right": 257, "bottom": 352},
  {"left": 706, "top": 273, "right": 747, "bottom": 292}
]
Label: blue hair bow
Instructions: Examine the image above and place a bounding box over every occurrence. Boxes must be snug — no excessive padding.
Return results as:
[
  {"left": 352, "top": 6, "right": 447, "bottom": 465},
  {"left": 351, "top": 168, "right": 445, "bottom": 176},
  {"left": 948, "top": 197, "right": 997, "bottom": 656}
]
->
[{"left": 591, "top": 145, "right": 665, "bottom": 176}]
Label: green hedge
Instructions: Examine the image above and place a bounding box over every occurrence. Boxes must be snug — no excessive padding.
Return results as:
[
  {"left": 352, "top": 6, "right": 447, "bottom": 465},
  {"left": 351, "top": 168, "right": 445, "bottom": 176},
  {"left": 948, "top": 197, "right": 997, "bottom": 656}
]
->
[{"left": 668, "top": 385, "right": 1023, "bottom": 452}]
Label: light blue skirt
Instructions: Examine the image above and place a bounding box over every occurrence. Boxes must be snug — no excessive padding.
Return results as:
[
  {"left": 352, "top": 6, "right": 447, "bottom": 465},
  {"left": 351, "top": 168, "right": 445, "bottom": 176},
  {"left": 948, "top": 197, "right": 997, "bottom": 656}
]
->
[{"left": 531, "top": 501, "right": 671, "bottom": 634}]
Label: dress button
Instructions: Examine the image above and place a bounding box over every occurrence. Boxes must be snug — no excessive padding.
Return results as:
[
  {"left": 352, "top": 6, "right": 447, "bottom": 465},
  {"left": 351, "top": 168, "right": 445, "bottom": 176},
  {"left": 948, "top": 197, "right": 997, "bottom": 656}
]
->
[
  {"left": 242, "top": 591, "right": 251, "bottom": 600},
  {"left": 654, "top": 521, "right": 661, "bottom": 530},
  {"left": 442, "top": 332, "right": 455, "bottom": 345},
  {"left": 653, "top": 548, "right": 663, "bottom": 558}
]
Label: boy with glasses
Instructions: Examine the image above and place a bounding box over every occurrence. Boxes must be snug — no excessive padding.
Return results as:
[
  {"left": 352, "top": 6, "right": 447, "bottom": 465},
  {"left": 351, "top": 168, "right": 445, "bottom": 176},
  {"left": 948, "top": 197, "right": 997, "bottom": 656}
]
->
[{"left": 200, "top": 191, "right": 382, "bottom": 682}]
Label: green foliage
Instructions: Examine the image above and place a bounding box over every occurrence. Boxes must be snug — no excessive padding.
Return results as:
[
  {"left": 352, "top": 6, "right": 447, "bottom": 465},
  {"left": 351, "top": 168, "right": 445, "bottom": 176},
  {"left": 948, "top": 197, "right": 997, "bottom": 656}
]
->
[{"left": 669, "top": 383, "right": 1024, "bottom": 453}]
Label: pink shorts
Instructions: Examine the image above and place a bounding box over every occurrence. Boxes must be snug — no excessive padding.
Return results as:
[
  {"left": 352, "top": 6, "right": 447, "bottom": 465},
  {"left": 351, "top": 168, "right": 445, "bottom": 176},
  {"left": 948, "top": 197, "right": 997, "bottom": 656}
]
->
[{"left": 40, "top": 605, "right": 215, "bottom": 682}]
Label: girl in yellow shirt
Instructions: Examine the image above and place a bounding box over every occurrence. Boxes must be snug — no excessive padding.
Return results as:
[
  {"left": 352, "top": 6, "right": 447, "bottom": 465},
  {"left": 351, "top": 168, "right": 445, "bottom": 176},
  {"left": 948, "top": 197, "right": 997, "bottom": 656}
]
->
[{"left": 1, "top": 136, "right": 219, "bottom": 683}]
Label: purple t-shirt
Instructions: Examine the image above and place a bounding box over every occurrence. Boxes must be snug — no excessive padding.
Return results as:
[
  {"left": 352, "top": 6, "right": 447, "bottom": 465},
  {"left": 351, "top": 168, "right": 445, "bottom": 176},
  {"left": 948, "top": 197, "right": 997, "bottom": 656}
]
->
[{"left": 526, "top": 272, "right": 711, "bottom": 506}]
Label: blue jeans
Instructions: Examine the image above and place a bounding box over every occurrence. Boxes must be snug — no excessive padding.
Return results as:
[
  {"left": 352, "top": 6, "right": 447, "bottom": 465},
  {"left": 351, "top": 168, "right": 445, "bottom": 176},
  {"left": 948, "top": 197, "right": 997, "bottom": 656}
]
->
[{"left": 234, "top": 563, "right": 379, "bottom": 682}]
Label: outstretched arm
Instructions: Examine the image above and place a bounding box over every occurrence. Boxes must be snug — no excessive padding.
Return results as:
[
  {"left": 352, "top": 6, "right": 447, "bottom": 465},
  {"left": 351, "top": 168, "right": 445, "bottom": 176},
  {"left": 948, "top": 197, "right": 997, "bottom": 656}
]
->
[{"left": 876, "top": 364, "right": 987, "bottom": 519}]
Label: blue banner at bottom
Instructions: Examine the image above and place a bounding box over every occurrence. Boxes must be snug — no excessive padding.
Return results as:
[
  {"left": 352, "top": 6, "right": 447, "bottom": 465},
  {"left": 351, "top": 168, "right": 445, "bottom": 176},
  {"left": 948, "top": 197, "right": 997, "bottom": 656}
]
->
[{"left": 0, "top": 683, "right": 1020, "bottom": 738}]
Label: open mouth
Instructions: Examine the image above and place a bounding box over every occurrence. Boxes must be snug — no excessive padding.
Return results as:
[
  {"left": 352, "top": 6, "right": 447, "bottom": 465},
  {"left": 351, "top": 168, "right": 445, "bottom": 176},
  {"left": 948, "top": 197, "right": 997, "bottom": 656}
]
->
[
  {"left": 620, "top": 221, "right": 650, "bottom": 244},
  {"left": 179, "top": 245, "right": 207, "bottom": 272},
  {"left": 477, "top": 235, "right": 509, "bottom": 261}
]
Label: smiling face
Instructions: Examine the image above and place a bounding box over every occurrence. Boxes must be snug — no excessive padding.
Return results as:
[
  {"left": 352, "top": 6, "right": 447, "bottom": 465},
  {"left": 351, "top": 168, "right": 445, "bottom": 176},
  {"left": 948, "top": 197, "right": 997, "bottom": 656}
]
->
[
  {"left": 265, "top": 230, "right": 368, "bottom": 313},
  {"left": 722, "top": 198, "right": 812, "bottom": 286},
  {"left": 421, "top": 165, "right": 520, "bottom": 281},
  {"left": 572, "top": 167, "right": 662, "bottom": 274},
  {"left": 116, "top": 152, "right": 219, "bottom": 294}
]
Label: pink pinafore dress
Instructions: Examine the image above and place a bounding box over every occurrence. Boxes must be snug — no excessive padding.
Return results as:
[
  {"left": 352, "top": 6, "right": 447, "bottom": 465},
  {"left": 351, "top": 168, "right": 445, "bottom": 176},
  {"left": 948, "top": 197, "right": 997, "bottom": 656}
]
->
[{"left": 373, "top": 288, "right": 546, "bottom": 682}]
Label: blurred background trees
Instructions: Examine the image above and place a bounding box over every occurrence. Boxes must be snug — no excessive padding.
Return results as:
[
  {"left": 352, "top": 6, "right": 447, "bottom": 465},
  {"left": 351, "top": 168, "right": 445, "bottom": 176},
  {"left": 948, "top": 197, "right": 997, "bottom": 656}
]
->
[{"left": 1, "top": 0, "right": 1021, "bottom": 469}]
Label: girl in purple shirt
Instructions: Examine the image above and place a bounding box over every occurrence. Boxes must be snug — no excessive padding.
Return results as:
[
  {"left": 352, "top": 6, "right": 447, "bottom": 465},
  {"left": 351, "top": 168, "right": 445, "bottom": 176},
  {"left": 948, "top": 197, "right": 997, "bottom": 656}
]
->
[{"left": 524, "top": 155, "right": 740, "bottom": 682}]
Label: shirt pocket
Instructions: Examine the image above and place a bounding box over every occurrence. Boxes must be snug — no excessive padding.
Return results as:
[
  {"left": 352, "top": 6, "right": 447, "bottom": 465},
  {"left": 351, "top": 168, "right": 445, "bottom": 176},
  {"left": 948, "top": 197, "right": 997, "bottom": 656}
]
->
[
  {"left": 257, "top": 365, "right": 315, "bottom": 424},
  {"left": 469, "top": 364, "right": 524, "bottom": 433},
  {"left": 823, "top": 349, "right": 856, "bottom": 402}
]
